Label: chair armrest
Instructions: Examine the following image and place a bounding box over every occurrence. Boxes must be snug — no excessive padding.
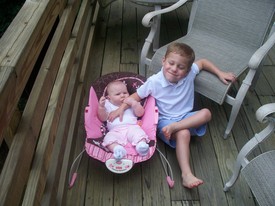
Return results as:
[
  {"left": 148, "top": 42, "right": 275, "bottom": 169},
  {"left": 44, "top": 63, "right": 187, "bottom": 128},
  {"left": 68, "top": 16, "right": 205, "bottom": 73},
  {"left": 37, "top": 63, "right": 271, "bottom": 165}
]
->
[
  {"left": 256, "top": 103, "right": 275, "bottom": 123},
  {"left": 142, "top": 0, "right": 189, "bottom": 27},
  {"left": 248, "top": 32, "right": 275, "bottom": 70}
]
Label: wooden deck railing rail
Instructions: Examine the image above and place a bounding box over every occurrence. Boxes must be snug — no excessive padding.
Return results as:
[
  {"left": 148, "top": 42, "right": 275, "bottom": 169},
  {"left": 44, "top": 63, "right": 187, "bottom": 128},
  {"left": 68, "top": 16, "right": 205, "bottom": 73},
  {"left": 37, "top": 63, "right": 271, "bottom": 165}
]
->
[{"left": 0, "top": 0, "right": 99, "bottom": 205}]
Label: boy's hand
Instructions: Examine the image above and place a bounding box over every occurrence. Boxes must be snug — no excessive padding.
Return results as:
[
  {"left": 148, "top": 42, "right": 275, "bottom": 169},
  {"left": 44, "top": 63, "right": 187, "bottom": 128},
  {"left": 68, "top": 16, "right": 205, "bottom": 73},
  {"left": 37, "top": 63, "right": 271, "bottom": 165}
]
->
[
  {"left": 196, "top": 59, "right": 236, "bottom": 85},
  {"left": 123, "top": 97, "right": 137, "bottom": 106},
  {"left": 219, "top": 71, "right": 236, "bottom": 85},
  {"left": 124, "top": 97, "right": 144, "bottom": 117}
]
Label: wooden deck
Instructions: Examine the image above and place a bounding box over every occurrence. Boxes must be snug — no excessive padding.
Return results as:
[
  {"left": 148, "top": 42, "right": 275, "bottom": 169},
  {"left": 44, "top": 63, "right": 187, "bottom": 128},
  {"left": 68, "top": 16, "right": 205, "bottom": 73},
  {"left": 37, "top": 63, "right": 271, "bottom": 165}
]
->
[
  {"left": 66, "top": 1, "right": 275, "bottom": 206},
  {"left": 1, "top": 0, "right": 274, "bottom": 205}
]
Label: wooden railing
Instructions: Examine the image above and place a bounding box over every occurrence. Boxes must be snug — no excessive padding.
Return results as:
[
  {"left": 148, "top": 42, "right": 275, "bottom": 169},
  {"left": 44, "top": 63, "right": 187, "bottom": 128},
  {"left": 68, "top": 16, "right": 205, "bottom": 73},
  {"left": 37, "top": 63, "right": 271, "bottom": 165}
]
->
[{"left": 0, "top": 0, "right": 99, "bottom": 205}]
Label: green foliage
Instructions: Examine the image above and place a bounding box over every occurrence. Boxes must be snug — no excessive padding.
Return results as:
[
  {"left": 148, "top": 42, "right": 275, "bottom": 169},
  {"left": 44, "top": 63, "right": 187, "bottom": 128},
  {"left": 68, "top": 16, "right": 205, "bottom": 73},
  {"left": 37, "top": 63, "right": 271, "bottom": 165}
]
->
[{"left": 0, "top": 0, "right": 25, "bottom": 38}]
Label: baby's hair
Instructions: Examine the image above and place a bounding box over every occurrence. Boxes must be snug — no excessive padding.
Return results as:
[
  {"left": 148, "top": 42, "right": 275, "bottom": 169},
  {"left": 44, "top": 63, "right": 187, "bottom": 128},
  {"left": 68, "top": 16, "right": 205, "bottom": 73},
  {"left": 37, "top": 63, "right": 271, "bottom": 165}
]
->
[
  {"left": 165, "top": 42, "right": 195, "bottom": 69},
  {"left": 106, "top": 80, "right": 127, "bottom": 95}
]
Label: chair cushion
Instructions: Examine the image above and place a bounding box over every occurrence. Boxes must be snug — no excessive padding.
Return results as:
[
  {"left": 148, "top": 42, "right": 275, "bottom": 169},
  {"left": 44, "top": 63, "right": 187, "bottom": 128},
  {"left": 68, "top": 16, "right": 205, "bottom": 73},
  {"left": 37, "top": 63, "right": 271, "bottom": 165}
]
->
[{"left": 241, "top": 150, "right": 275, "bottom": 206}]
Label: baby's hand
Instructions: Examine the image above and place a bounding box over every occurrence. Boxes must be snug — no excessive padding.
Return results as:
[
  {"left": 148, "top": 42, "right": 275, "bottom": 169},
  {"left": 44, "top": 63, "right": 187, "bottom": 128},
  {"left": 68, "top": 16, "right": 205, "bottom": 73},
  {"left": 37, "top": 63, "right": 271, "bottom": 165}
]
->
[
  {"left": 108, "top": 107, "right": 125, "bottom": 122},
  {"left": 219, "top": 71, "right": 236, "bottom": 85},
  {"left": 99, "top": 96, "right": 106, "bottom": 107},
  {"left": 123, "top": 97, "right": 137, "bottom": 107},
  {"left": 124, "top": 97, "right": 144, "bottom": 117}
]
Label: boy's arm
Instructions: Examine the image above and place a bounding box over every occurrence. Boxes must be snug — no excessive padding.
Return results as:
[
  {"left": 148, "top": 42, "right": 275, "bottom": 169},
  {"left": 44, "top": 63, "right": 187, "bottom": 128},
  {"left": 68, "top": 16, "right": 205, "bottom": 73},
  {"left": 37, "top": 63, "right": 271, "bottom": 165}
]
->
[
  {"left": 108, "top": 92, "right": 142, "bottom": 121},
  {"left": 195, "top": 58, "right": 236, "bottom": 84},
  {"left": 124, "top": 98, "right": 144, "bottom": 117}
]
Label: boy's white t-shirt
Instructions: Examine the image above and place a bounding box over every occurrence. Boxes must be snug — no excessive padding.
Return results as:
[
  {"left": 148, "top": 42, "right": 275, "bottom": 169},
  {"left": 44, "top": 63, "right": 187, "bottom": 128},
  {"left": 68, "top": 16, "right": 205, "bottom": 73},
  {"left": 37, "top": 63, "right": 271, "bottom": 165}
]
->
[
  {"left": 137, "top": 63, "right": 200, "bottom": 119},
  {"left": 105, "top": 100, "right": 137, "bottom": 130}
]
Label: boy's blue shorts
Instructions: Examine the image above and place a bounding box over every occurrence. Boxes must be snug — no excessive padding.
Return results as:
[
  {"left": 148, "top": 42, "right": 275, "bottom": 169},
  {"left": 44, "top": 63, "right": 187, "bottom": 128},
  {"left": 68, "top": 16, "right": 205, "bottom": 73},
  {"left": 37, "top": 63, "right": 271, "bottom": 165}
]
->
[{"left": 157, "top": 111, "right": 206, "bottom": 148}]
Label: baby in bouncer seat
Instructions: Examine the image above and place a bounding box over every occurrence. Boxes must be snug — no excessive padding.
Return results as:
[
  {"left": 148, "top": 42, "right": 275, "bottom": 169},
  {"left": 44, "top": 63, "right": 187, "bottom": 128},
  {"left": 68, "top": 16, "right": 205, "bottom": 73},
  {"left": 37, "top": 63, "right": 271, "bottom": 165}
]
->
[{"left": 97, "top": 80, "right": 150, "bottom": 161}]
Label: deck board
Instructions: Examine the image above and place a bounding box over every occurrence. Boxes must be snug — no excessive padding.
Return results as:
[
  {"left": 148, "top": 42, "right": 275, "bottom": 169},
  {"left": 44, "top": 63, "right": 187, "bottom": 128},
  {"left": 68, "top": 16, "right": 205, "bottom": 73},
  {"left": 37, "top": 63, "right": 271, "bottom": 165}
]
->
[
  {"left": 121, "top": 0, "right": 139, "bottom": 64},
  {"left": 204, "top": 98, "right": 255, "bottom": 205},
  {"left": 66, "top": 1, "right": 275, "bottom": 205},
  {"left": 102, "top": 1, "right": 123, "bottom": 75},
  {"left": 141, "top": 143, "right": 171, "bottom": 206}
]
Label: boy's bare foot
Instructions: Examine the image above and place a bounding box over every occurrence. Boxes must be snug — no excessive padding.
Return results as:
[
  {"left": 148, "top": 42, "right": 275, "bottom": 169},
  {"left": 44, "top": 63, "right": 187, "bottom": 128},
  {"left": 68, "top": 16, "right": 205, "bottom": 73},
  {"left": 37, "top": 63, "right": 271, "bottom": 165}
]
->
[
  {"left": 162, "top": 123, "right": 177, "bottom": 139},
  {"left": 182, "top": 173, "right": 204, "bottom": 189}
]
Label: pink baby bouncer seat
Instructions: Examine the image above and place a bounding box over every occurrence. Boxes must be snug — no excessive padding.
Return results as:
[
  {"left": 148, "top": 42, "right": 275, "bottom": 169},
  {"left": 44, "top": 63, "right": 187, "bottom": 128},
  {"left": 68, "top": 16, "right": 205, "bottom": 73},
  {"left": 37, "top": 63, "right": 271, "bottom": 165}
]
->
[
  {"left": 69, "top": 72, "right": 174, "bottom": 188},
  {"left": 85, "top": 72, "right": 157, "bottom": 172}
]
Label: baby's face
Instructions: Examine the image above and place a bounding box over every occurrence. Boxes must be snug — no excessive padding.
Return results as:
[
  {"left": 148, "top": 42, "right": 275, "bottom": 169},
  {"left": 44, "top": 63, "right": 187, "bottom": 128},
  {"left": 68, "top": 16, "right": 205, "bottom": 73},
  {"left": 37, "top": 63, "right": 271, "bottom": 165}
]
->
[
  {"left": 162, "top": 52, "right": 191, "bottom": 84},
  {"left": 107, "top": 83, "right": 129, "bottom": 106}
]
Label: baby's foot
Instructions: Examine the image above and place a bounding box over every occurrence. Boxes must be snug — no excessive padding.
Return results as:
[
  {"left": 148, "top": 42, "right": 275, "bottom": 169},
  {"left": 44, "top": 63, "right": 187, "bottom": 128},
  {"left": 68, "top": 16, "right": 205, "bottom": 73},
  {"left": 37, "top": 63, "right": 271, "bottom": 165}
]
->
[
  {"left": 136, "top": 141, "right": 149, "bottom": 156},
  {"left": 162, "top": 123, "right": 177, "bottom": 140},
  {"left": 182, "top": 173, "right": 204, "bottom": 189},
  {"left": 113, "top": 145, "right": 127, "bottom": 161}
]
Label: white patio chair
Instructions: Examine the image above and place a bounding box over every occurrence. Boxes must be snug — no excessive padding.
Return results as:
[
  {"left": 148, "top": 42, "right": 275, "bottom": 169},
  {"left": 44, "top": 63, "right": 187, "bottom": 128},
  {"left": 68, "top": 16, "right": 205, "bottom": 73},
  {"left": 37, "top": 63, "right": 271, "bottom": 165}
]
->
[
  {"left": 127, "top": 0, "right": 178, "bottom": 50},
  {"left": 224, "top": 103, "right": 275, "bottom": 206},
  {"left": 139, "top": 0, "right": 275, "bottom": 138},
  {"left": 97, "top": 0, "right": 177, "bottom": 49}
]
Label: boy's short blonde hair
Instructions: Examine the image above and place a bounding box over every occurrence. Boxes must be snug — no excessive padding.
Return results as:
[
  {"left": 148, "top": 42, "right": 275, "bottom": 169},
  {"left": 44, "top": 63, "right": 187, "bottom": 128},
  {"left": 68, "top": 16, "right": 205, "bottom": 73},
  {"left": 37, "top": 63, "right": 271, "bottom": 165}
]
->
[{"left": 165, "top": 42, "right": 195, "bottom": 69}]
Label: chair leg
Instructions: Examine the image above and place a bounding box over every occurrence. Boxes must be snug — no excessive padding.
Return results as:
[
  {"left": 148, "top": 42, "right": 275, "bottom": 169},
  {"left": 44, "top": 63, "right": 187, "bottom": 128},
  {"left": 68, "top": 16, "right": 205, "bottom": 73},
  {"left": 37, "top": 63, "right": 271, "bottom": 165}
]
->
[
  {"left": 224, "top": 99, "right": 244, "bottom": 139},
  {"left": 223, "top": 161, "right": 242, "bottom": 191},
  {"left": 249, "top": 63, "right": 264, "bottom": 91},
  {"left": 224, "top": 137, "right": 261, "bottom": 192},
  {"left": 153, "top": 5, "right": 161, "bottom": 51},
  {"left": 224, "top": 74, "right": 253, "bottom": 139}
]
